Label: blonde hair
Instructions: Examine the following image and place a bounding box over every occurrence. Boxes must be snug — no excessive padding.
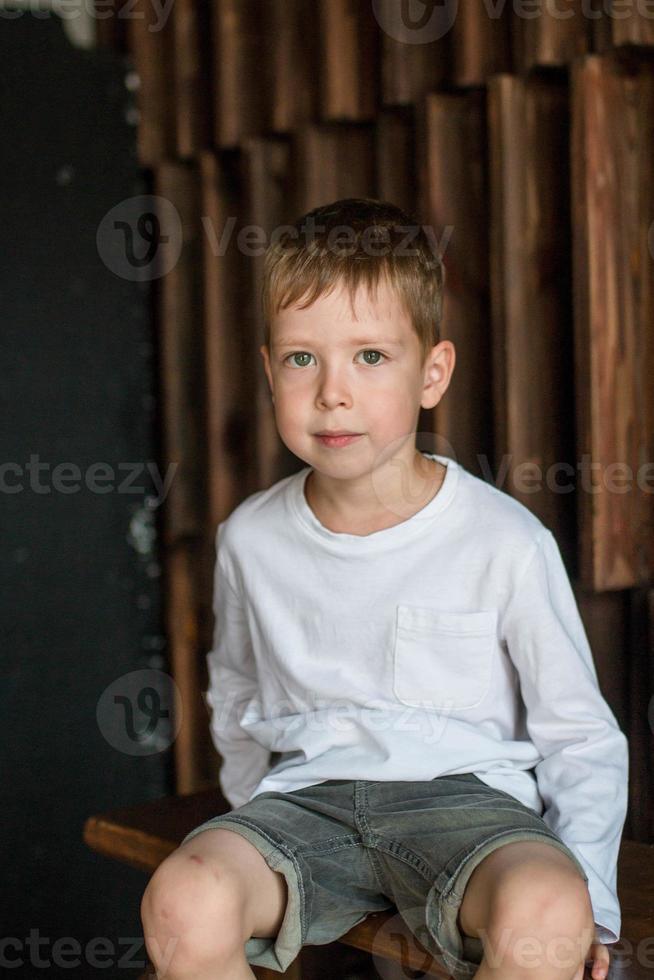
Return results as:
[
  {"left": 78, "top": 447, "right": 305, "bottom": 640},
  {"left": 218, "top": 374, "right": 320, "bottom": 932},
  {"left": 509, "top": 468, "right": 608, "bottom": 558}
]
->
[{"left": 261, "top": 198, "right": 445, "bottom": 365}]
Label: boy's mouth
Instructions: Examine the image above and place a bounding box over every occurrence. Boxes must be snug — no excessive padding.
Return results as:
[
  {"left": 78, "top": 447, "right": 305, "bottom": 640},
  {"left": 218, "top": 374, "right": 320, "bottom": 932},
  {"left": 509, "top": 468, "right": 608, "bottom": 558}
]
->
[{"left": 314, "top": 432, "right": 363, "bottom": 447}]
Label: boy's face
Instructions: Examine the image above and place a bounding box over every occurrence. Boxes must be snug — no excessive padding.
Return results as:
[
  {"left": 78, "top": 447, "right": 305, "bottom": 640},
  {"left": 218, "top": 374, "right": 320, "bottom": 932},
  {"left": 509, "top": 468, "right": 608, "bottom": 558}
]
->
[{"left": 260, "top": 277, "right": 454, "bottom": 481}]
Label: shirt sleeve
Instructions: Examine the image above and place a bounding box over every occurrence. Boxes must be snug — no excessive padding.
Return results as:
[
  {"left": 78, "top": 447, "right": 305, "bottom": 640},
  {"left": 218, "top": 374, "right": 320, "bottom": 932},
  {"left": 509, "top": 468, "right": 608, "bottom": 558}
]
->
[
  {"left": 204, "top": 522, "right": 271, "bottom": 810},
  {"left": 501, "top": 528, "right": 629, "bottom": 946}
]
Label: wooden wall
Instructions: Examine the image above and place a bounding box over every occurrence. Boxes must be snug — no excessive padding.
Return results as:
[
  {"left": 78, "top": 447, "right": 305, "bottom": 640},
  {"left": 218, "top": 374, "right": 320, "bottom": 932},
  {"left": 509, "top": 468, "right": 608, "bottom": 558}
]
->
[{"left": 96, "top": 1, "right": 653, "bottom": 843}]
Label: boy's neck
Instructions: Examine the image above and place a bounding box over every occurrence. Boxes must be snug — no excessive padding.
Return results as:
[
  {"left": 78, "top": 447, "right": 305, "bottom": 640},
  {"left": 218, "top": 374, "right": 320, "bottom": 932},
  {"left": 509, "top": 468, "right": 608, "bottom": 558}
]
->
[{"left": 303, "top": 451, "right": 447, "bottom": 536}]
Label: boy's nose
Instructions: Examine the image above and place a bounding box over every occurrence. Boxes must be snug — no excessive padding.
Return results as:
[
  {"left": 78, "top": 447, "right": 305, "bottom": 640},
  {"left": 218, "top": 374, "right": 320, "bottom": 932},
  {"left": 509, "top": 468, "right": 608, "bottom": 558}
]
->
[{"left": 315, "top": 368, "right": 353, "bottom": 409}]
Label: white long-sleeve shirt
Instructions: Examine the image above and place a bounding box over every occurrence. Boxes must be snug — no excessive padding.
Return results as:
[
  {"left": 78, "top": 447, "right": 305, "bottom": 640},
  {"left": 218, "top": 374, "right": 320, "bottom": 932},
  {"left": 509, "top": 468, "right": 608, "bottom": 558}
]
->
[{"left": 204, "top": 452, "right": 629, "bottom": 946}]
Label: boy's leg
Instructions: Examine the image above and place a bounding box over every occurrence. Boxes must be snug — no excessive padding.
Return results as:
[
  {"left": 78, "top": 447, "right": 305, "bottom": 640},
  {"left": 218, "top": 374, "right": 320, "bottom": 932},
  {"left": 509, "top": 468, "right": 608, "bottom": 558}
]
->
[
  {"left": 456, "top": 840, "right": 594, "bottom": 980},
  {"left": 140, "top": 828, "right": 289, "bottom": 980},
  {"left": 360, "top": 775, "right": 594, "bottom": 980}
]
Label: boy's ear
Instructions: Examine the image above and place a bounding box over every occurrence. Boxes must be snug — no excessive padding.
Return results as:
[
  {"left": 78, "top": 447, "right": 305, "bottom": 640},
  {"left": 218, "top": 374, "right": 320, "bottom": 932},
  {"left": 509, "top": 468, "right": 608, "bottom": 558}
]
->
[
  {"left": 259, "top": 344, "right": 274, "bottom": 398},
  {"left": 421, "top": 340, "right": 455, "bottom": 411}
]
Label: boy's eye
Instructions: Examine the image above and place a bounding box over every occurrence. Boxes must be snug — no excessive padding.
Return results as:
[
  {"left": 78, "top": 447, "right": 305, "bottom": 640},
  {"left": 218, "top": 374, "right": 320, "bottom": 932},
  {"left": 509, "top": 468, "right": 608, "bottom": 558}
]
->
[
  {"left": 285, "top": 352, "right": 314, "bottom": 368},
  {"left": 359, "top": 350, "right": 385, "bottom": 365},
  {"left": 283, "top": 350, "right": 386, "bottom": 368}
]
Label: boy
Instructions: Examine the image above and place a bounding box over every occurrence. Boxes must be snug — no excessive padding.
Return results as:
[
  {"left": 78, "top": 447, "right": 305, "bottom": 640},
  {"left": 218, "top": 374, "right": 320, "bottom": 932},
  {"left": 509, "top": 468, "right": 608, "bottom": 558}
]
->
[{"left": 141, "top": 198, "right": 629, "bottom": 980}]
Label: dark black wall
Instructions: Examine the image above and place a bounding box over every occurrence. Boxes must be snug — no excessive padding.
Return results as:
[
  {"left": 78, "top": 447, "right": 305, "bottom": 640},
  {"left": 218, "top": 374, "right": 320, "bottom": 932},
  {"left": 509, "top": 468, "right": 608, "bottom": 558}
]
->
[{"left": 1, "top": 14, "right": 171, "bottom": 976}]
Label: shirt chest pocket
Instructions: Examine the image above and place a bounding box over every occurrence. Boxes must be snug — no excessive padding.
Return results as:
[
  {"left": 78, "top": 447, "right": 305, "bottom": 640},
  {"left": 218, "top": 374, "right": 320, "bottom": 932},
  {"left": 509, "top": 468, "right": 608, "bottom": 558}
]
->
[{"left": 392, "top": 604, "right": 497, "bottom": 711}]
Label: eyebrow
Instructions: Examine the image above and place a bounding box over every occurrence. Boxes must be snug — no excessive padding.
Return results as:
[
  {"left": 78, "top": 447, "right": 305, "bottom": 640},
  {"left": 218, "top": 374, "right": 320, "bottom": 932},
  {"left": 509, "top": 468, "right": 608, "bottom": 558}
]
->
[{"left": 273, "top": 337, "right": 405, "bottom": 348}]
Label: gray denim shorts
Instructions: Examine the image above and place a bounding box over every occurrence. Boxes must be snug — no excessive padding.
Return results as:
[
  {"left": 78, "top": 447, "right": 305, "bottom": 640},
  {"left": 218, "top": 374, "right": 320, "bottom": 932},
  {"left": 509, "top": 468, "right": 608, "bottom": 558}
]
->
[{"left": 180, "top": 773, "right": 588, "bottom": 980}]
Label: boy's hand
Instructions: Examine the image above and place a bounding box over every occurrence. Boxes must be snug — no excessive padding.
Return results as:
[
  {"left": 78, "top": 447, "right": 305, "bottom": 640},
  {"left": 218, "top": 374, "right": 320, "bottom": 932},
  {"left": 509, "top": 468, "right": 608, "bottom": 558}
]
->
[{"left": 573, "top": 939, "right": 610, "bottom": 980}]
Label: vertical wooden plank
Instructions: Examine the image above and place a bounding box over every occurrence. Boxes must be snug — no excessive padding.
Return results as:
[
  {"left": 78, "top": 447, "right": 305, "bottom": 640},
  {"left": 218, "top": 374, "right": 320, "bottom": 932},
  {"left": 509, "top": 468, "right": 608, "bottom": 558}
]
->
[
  {"left": 270, "top": 0, "right": 320, "bottom": 132},
  {"left": 612, "top": 3, "right": 654, "bottom": 47},
  {"left": 418, "top": 91, "right": 493, "bottom": 479},
  {"left": 488, "top": 74, "right": 575, "bottom": 561},
  {"left": 318, "top": 0, "right": 379, "bottom": 122},
  {"left": 173, "top": 0, "right": 212, "bottom": 159},
  {"left": 93, "top": 0, "right": 128, "bottom": 52},
  {"left": 155, "top": 163, "right": 213, "bottom": 792},
  {"left": 197, "top": 150, "right": 268, "bottom": 788},
  {"left": 128, "top": 0, "right": 176, "bottom": 165},
  {"left": 156, "top": 163, "right": 207, "bottom": 541},
  {"left": 587, "top": 1, "right": 654, "bottom": 54},
  {"left": 213, "top": 0, "right": 272, "bottom": 148},
  {"left": 241, "top": 137, "right": 299, "bottom": 492},
  {"left": 625, "top": 588, "right": 654, "bottom": 841},
  {"left": 292, "top": 123, "right": 376, "bottom": 216},
  {"left": 576, "top": 589, "right": 629, "bottom": 725},
  {"left": 650, "top": 591, "right": 654, "bottom": 843},
  {"left": 512, "top": 0, "right": 589, "bottom": 71},
  {"left": 374, "top": 0, "right": 447, "bottom": 105},
  {"left": 200, "top": 150, "right": 259, "bottom": 528},
  {"left": 590, "top": 0, "right": 615, "bottom": 55},
  {"left": 166, "top": 541, "right": 216, "bottom": 793},
  {"left": 577, "top": 588, "right": 631, "bottom": 838},
  {"left": 376, "top": 107, "right": 417, "bottom": 215},
  {"left": 450, "top": 0, "right": 511, "bottom": 87},
  {"left": 571, "top": 53, "right": 654, "bottom": 590}
]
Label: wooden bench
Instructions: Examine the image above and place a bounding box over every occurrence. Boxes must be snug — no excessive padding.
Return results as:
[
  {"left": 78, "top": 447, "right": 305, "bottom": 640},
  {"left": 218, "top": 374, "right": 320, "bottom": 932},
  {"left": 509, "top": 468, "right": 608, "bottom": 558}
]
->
[{"left": 84, "top": 787, "right": 653, "bottom": 979}]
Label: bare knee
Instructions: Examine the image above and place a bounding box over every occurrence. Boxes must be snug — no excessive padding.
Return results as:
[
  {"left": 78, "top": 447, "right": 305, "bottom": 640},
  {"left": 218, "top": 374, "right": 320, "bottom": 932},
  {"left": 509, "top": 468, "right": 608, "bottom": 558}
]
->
[
  {"left": 483, "top": 870, "right": 593, "bottom": 978},
  {"left": 140, "top": 849, "right": 249, "bottom": 975}
]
